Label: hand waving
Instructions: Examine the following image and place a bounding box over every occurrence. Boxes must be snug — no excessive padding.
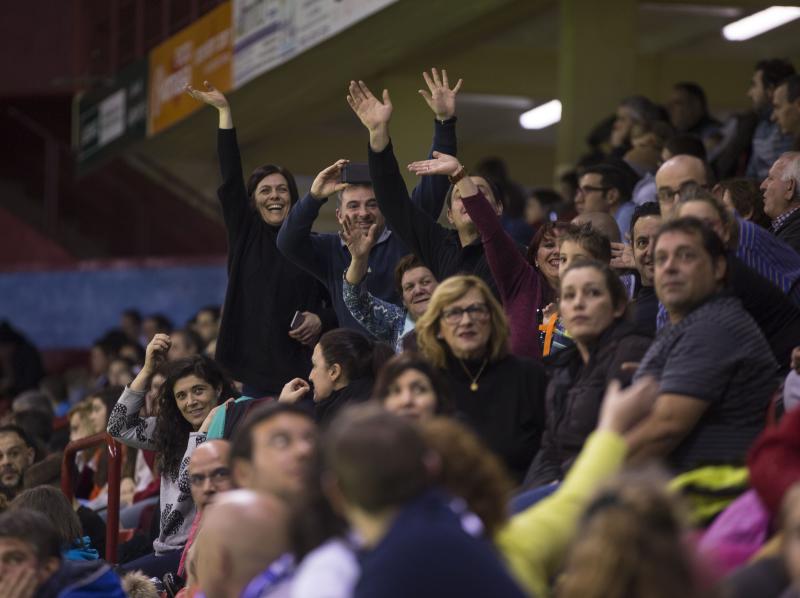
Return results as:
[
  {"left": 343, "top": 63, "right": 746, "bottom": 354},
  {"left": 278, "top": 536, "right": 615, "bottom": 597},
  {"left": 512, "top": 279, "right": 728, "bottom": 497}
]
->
[
  {"left": 185, "top": 81, "right": 229, "bottom": 110},
  {"left": 310, "top": 159, "right": 350, "bottom": 200},
  {"left": 407, "top": 151, "right": 461, "bottom": 177},
  {"left": 347, "top": 80, "right": 393, "bottom": 131},
  {"left": 597, "top": 377, "right": 659, "bottom": 435},
  {"left": 143, "top": 334, "right": 171, "bottom": 374},
  {"left": 419, "top": 68, "right": 463, "bottom": 121},
  {"left": 341, "top": 215, "right": 380, "bottom": 260}
]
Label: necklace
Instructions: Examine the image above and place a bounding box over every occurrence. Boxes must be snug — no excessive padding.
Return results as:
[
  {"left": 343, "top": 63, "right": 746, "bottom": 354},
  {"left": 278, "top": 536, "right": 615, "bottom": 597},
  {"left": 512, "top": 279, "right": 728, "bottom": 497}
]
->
[{"left": 457, "top": 358, "right": 489, "bottom": 392}]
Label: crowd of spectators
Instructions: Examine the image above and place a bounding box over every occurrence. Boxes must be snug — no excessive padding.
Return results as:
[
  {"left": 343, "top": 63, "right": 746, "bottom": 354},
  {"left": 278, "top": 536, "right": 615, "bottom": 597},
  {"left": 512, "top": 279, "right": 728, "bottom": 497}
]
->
[{"left": 4, "top": 59, "right": 800, "bottom": 597}]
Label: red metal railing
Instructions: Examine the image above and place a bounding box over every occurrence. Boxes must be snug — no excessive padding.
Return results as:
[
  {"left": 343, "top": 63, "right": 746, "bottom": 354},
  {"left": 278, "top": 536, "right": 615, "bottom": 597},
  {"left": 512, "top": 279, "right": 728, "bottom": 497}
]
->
[{"left": 61, "top": 432, "right": 123, "bottom": 563}]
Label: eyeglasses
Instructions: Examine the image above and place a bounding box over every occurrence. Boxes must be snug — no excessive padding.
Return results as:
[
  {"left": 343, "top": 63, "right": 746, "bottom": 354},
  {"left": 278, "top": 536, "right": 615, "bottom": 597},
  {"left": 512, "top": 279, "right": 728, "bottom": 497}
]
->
[
  {"left": 441, "top": 303, "right": 490, "bottom": 325},
  {"left": 189, "top": 467, "right": 231, "bottom": 487},
  {"left": 657, "top": 181, "right": 706, "bottom": 203}
]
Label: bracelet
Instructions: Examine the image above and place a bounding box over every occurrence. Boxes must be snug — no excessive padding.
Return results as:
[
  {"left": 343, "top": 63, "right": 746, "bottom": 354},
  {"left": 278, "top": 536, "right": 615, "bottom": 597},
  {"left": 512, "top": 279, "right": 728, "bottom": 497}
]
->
[{"left": 448, "top": 165, "right": 467, "bottom": 184}]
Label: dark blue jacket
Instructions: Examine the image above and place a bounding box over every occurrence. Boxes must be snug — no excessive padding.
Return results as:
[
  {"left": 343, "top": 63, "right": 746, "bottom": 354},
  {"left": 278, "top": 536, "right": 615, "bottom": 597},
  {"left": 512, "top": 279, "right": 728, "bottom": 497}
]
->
[
  {"left": 35, "top": 559, "right": 126, "bottom": 598},
  {"left": 355, "top": 491, "right": 527, "bottom": 598},
  {"left": 277, "top": 119, "right": 456, "bottom": 335}
]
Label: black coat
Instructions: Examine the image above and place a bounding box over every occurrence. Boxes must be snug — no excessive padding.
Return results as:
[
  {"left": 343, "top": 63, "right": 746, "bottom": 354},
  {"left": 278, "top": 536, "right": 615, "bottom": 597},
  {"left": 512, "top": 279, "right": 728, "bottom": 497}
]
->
[
  {"left": 314, "top": 378, "right": 374, "bottom": 426},
  {"left": 440, "top": 353, "right": 547, "bottom": 481},
  {"left": 214, "top": 129, "right": 334, "bottom": 395},
  {"left": 774, "top": 208, "right": 800, "bottom": 256},
  {"left": 524, "top": 320, "right": 652, "bottom": 489}
]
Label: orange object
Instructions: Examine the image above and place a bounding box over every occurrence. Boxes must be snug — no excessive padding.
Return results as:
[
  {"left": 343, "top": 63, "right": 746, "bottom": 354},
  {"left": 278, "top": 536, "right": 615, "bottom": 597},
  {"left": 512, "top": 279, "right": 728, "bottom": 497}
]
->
[{"left": 148, "top": 2, "right": 233, "bottom": 135}]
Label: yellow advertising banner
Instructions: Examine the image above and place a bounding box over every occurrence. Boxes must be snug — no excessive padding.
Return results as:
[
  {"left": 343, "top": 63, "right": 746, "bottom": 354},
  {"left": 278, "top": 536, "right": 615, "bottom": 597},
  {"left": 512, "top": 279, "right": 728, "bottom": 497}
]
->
[{"left": 148, "top": 2, "right": 232, "bottom": 136}]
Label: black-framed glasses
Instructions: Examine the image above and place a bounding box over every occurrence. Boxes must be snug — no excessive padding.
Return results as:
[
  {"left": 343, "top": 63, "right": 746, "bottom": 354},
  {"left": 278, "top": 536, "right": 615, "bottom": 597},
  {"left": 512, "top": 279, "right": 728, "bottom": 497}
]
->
[
  {"left": 189, "top": 467, "right": 231, "bottom": 487},
  {"left": 657, "top": 180, "right": 707, "bottom": 202},
  {"left": 441, "top": 303, "right": 490, "bottom": 325}
]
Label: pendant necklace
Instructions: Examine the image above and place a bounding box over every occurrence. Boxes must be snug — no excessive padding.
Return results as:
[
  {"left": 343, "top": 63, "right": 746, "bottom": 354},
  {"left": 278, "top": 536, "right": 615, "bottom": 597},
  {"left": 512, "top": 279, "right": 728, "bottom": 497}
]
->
[{"left": 458, "top": 358, "right": 489, "bottom": 392}]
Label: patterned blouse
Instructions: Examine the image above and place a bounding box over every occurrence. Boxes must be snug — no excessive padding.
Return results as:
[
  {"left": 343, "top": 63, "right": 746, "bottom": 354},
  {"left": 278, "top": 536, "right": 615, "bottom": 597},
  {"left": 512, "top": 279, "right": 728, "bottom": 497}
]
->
[{"left": 107, "top": 386, "right": 205, "bottom": 555}]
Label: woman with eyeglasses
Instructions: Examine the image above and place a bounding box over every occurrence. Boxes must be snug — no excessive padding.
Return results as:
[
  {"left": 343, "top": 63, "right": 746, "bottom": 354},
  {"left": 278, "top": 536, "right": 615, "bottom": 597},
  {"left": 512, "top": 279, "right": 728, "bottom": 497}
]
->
[
  {"left": 408, "top": 153, "right": 569, "bottom": 361},
  {"left": 415, "top": 275, "right": 547, "bottom": 480}
]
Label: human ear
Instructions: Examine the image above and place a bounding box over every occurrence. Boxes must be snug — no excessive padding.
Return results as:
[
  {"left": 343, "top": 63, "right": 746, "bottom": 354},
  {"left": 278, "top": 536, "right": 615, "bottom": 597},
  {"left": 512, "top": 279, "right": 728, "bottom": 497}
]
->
[{"left": 329, "top": 363, "right": 342, "bottom": 383}]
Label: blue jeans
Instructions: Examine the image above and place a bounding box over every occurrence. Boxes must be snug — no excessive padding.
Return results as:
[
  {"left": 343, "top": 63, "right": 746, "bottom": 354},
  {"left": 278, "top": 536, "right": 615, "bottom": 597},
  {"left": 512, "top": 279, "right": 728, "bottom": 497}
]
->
[{"left": 118, "top": 549, "right": 182, "bottom": 578}]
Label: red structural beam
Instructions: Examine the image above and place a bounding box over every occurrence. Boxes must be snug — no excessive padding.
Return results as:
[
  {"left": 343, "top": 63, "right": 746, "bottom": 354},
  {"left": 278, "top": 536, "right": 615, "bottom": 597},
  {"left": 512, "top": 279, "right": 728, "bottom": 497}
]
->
[{"left": 61, "top": 432, "right": 123, "bottom": 563}]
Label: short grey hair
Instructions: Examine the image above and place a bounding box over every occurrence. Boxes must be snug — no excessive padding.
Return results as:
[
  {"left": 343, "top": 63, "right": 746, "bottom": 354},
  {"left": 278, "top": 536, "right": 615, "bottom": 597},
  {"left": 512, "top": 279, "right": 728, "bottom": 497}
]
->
[{"left": 779, "top": 152, "right": 800, "bottom": 201}]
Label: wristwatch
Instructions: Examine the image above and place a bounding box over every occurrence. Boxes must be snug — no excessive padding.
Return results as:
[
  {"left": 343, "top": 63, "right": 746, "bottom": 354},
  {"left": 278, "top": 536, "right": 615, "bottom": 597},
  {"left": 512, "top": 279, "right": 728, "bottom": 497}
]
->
[{"left": 448, "top": 164, "right": 467, "bottom": 184}]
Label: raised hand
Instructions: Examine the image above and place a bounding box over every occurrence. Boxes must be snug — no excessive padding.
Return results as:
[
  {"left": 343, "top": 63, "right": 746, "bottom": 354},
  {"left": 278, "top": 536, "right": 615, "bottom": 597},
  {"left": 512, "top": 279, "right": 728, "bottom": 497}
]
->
[
  {"left": 610, "top": 242, "right": 635, "bottom": 270},
  {"left": 597, "top": 377, "right": 659, "bottom": 435},
  {"left": 347, "top": 80, "right": 393, "bottom": 131},
  {"left": 310, "top": 159, "right": 350, "bottom": 200},
  {"left": 341, "top": 215, "right": 379, "bottom": 260},
  {"left": 185, "top": 81, "right": 229, "bottom": 110},
  {"left": 143, "top": 334, "right": 171, "bottom": 374},
  {"left": 419, "top": 68, "right": 463, "bottom": 121},
  {"left": 407, "top": 151, "right": 461, "bottom": 177}
]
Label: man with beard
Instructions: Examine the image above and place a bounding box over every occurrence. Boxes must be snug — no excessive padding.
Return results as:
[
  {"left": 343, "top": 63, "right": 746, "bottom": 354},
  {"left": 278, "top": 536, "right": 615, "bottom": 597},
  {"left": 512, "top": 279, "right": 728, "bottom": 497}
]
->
[
  {"left": 746, "top": 59, "right": 796, "bottom": 180},
  {"left": 0, "top": 425, "right": 35, "bottom": 500}
]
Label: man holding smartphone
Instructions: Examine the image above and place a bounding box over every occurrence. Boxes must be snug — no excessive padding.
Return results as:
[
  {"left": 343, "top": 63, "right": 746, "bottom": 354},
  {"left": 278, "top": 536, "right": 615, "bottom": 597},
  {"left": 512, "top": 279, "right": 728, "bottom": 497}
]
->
[{"left": 277, "top": 69, "right": 461, "bottom": 336}]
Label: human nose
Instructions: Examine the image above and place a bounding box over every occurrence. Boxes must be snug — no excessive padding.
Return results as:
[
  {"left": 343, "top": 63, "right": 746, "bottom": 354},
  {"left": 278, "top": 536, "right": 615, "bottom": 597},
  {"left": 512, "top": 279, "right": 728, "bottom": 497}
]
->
[{"left": 294, "top": 436, "right": 314, "bottom": 459}]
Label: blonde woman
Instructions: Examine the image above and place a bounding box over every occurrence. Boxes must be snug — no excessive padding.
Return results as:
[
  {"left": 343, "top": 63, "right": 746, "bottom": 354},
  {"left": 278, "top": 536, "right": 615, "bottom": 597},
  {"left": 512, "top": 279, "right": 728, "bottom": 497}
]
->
[{"left": 415, "top": 275, "right": 546, "bottom": 480}]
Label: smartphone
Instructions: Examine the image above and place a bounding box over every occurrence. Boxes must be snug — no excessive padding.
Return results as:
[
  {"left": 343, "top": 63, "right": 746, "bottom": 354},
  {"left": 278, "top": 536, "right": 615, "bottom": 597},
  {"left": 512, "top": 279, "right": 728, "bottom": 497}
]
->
[
  {"left": 341, "top": 162, "right": 371, "bottom": 184},
  {"left": 289, "top": 311, "right": 305, "bottom": 331}
]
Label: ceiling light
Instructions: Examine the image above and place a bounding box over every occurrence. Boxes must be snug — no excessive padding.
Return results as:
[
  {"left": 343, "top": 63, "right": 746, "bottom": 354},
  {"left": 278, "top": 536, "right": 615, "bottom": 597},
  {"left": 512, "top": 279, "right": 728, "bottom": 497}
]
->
[
  {"left": 519, "top": 100, "right": 562, "bottom": 130},
  {"left": 722, "top": 6, "right": 800, "bottom": 41}
]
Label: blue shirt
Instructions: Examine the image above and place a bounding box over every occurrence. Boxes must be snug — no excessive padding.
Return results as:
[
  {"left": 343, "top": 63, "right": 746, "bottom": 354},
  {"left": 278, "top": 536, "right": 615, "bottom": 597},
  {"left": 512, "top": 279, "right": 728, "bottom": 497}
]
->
[{"left": 746, "top": 116, "right": 795, "bottom": 181}]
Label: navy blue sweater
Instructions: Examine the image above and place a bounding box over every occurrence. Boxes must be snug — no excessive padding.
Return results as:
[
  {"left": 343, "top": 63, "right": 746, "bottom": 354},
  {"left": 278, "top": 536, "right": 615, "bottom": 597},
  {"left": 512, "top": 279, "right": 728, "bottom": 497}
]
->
[
  {"left": 277, "top": 119, "right": 456, "bottom": 335},
  {"left": 355, "top": 491, "right": 527, "bottom": 598}
]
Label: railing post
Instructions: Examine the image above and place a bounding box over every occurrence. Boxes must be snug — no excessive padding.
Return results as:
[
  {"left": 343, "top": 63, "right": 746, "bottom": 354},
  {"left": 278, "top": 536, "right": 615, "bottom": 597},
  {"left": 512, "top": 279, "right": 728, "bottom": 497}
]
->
[{"left": 60, "top": 432, "right": 123, "bottom": 563}]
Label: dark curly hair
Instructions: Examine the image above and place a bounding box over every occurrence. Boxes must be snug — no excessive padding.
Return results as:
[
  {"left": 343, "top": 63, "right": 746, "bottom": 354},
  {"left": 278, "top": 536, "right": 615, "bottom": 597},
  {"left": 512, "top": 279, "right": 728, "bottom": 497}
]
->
[{"left": 153, "top": 355, "right": 238, "bottom": 478}]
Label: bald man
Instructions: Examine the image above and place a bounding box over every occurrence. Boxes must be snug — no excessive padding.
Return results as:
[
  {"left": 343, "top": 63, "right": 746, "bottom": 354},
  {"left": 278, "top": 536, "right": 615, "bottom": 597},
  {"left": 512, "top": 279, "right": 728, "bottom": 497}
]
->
[
  {"left": 189, "top": 440, "right": 233, "bottom": 511},
  {"left": 177, "top": 440, "right": 236, "bottom": 582},
  {"left": 194, "top": 490, "right": 292, "bottom": 598},
  {"left": 655, "top": 154, "right": 708, "bottom": 218}
]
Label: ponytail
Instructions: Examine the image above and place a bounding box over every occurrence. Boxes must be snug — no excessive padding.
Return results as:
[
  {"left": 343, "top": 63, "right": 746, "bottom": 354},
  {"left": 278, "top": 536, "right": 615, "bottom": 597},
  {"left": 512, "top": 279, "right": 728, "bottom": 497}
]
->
[{"left": 318, "top": 329, "right": 393, "bottom": 382}]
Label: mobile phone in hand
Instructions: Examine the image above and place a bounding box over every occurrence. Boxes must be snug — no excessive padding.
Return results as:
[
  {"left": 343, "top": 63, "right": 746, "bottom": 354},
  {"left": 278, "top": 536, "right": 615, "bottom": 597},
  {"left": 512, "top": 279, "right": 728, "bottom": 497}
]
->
[
  {"left": 289, "top": 311, "right": 305, "bottom": 331},
  {"left": 341, "top": 162, "right": 371, "bottom": 184}
]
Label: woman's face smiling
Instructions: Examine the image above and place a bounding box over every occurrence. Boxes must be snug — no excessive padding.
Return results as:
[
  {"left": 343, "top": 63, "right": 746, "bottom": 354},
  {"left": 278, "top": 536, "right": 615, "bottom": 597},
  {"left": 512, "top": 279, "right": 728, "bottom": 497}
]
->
[{"left": 173, "top": 374, "right": 219, "bottom": 430}]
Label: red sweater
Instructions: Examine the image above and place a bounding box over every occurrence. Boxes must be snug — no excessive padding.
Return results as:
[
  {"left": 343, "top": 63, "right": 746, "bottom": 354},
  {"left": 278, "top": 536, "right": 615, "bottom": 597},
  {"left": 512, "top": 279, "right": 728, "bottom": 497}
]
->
[
  {"left": 462, "top": 192, "right": 545, "bottom": 360},
  {"left": 748, "top": 406, "right": 800, "bottom": 516}
]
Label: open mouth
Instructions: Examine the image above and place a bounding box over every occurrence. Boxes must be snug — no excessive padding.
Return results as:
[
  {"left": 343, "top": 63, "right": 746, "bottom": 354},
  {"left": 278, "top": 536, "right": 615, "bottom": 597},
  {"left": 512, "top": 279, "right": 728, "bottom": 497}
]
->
[
  {"left": 547, "top": 257, "right": 560, "bottom": 268},
  {"left": 265, "top": 204, "right": 285, "bottom": 213}
]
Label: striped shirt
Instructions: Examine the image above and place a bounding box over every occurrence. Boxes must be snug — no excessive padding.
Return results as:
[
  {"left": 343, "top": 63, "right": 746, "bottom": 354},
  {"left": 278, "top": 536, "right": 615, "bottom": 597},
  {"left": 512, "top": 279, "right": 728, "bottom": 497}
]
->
[
  {"left": 737, "top": 217, "right": 800, "bottom": 304},
  {"left": 636, "top": 295, "right": 778, "bottom": 471}
]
